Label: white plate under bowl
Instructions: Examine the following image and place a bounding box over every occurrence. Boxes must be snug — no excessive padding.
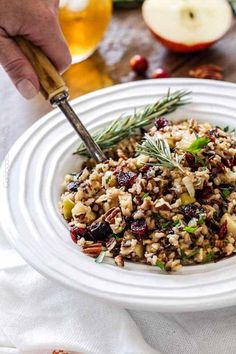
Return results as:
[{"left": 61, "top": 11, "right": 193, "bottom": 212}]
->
[{"left": 1, "top": 78, "right": 236, "bottom": 312}]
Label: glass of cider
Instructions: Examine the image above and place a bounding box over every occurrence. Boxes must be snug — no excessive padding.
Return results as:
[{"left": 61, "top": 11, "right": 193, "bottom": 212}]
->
[{"left": 59, "top": 0, "right": 112, "bottom": 64}]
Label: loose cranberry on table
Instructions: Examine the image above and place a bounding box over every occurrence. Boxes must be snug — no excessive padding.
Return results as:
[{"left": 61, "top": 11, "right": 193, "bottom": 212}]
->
[
  {"left": 130, "top": 55, "right": 149, "bottom": 75},
  {"left": 151, "top": 68, "right": 170, "bottom": 79}
]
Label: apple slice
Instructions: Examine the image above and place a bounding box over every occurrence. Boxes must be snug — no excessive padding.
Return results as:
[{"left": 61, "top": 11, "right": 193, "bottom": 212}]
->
[{"left": 142, "top": 0, "right": 233, "bottom": 53}]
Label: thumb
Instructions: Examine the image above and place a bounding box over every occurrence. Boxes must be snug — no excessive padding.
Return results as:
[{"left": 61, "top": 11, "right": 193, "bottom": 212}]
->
[{"left": 0, "top": 29, "right": 39, "bottom": 99}]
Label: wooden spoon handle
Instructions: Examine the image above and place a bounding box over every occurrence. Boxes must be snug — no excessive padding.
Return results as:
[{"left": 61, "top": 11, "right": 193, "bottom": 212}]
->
[{"left": 15, "top": 36, "right": 69, "bottom": 101}]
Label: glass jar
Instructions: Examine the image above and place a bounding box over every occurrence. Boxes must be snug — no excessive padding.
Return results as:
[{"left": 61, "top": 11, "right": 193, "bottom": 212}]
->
[{"left": 59, "top": 0, "right": 112, "bottom": 63}]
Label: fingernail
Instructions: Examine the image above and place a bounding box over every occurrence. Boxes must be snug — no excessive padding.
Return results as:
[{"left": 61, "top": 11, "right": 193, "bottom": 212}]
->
[{"left": 16, "top": 79, "right": 38, "bottom": 99}]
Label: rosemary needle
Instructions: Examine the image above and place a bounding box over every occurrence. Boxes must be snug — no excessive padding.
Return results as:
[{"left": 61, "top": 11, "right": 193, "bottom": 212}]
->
[
  {"left": 136, "top": 134, "right": 184, "bottom": 172},
  {"left": 74, "top": 90, "right": 191, "bottom": 156}
]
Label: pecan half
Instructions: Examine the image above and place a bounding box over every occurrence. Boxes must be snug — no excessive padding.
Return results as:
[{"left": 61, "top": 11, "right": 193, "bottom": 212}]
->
[
  {"left": 52, "top": 351, "right": 70, "bottom": 354},
  {"left": 189, "top": 64, "right": 223, "bottom": 80},
  {"left": 106, "top": 237, "right": 117, "bottom": 252},
  {"left": 104, "top": 207, "right": 121, "bottom": 224},
  {"left": 114, "top": 255, "right": 124, "bottom": 267},
  {"left": 82, "top": 243, "right": 102, "bottom": 256}
]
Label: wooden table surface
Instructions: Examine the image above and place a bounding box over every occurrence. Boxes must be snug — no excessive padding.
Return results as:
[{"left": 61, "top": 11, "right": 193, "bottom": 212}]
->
[{"left": 1, "top": 8, "right": 236, "bottom": 162}]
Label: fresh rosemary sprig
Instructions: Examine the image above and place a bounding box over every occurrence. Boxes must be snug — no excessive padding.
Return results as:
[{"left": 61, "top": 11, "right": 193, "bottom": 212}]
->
[
  {"left": 75, "top": 90, "right": 191, "bottom": 156},
  {"left": 136, "top": 134, "right": 184, "bottom": 171}
]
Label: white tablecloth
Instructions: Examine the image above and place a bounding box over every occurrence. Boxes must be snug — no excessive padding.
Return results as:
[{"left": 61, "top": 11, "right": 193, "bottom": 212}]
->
[{"left": 0, "top": 229, "right": 236, "bottom": 354}]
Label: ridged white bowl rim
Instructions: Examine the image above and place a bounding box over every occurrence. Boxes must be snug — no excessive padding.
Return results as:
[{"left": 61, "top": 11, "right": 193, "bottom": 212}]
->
[{"left": 1, "top": 78, "right": 236, "bottom": 312}]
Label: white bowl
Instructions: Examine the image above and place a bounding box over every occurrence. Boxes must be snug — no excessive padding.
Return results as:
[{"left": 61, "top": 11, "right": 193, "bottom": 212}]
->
[{"left": 1, "top": 78, "right": 236, "bottom": 312}]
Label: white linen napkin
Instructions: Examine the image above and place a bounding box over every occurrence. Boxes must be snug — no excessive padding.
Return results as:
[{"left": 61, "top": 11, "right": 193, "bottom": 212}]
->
[{"left": 1, "top": 228, "right": 236, "bottom": 354}]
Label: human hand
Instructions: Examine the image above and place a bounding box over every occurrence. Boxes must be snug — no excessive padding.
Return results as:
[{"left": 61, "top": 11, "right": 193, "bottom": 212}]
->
[{"left": 0, "top": 0, "right": 71, "bottom": 99}]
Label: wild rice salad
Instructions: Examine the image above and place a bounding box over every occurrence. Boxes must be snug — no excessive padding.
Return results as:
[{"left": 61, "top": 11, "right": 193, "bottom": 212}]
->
[{"left": 60, "top": 118, "right": 236, "bottom": 271}]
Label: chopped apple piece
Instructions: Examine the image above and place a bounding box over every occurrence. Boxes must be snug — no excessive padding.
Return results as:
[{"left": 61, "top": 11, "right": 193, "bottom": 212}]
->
[
  {"left": 180, "top": 192, "right": 196, "bottom": 205},
  {"left": 63, "top": 198, "right": 75, "bottom": 220}
]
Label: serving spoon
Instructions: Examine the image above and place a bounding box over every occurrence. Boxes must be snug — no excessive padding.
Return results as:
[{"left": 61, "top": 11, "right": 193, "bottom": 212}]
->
[{"left": 16, "top": 37, "right": 107, "bottom": 163}]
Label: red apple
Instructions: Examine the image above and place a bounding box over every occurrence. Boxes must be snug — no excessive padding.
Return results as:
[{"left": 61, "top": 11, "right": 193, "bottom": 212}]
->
[{"left": 142, "top": 0, "right": 233, "bottom": 53}]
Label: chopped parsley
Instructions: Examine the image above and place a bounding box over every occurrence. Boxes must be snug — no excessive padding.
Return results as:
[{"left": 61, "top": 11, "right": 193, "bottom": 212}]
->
[
  {"left": 142, "top": 192, "right": 150, "bottom": 200},
  {"left": 95, "top": 250, "right": 106, "bottom": 264},
  {"left": 155, "top": 216, "right": 180, "bottom": 230},
  {"left": 156, "top": 259, "right": 165, "bottom": 270},
  {"left": 154, "top": 213, "right": 161, "bottom": 221},
  {"left": 197, "top": 216, "right": 206, "bottom": 225},
  {"left": 194, "top": 155, "right": 206, "bottom": 166},
  {"left": 186, "top": 137, "right": 209, "bottom": 167},
  {"left": 204, "top": 251, "right": 215, "bottom": 263},
  {"left": 105, "top": 175, "right": 112, "bottom": 184},
  {"left": 173, "top": 219, "right": 181, "bottom": 226},
  {"left": 187, "top": 137, "right": 210, "bottom": 155},
  {"left": 183, "top": 226, "right": 197, "bottom": 234},
  {"left": 162, "top": 220, "right": 174, "bottom": 230},
  {"left": 180, "top": 248, "right": 200, "bottom": 260},
  {"left": 222, "top": 188, "right": 230, "bottom": 200},
  {"left": 113, "top": 234, "right": 123, "bottom": 241}
]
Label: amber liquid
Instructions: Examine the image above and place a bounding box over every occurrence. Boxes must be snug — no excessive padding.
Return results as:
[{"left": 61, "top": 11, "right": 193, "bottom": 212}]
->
[{"left": 59, "top": 0, "right": 112, "bottom": 63}]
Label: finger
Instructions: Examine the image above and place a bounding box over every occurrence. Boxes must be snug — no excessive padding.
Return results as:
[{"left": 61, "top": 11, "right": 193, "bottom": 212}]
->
[
  {"left": 27, "top": 8, "right": 72, "bottom": 74},
  {"left": 0, "top": 29, "right": 39, "bottom": 99}
]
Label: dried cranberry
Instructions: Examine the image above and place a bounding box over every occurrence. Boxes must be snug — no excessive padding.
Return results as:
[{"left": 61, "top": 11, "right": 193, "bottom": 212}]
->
[
  {"left": 155, "top": 118, "right": 169, "bottom": 130},
  {"left": 207, "top": 129, "right": 219, "bottom": 141},
  {"left": 197, "top": 186, "right": 213, "bottom": 200},
  {"left": 70, "top": 226, "right": 89, "bottom": 243},
  {"left": 211, "top": 162, "right": 225, "bottom": 176},
  {"left": 88, "top": 221, "right": 111, "bottom": 241},
  {"left": 219, "top": 220, "right": 227, "bottom": 239},
  {"left": 182, "top": 204, "right": 198, "bottom": 219},
  {"left": 139, "top": 165, "right": 150, "bottom": 174},
  {"left": 184, "top": 153, "right": 199, "bottom": 171},
  {"left": 117, "top": 171, "right": 137, "bottom": 187},
  {"left": 222, "top": 157, "right": 236, "bottom": 169},
  {"left": 185, "top": 152, "right": 195, "bottom": 166},
  {"left": 67, "top": 182, "right": 78, "bottom": 192},
  {"left": 130, "top": 219, "right": 148, "bottom": 236}
]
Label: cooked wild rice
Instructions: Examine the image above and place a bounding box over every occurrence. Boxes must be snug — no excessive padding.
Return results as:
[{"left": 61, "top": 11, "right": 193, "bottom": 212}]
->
[{"left": 60, "top": 119, "right": 236, "bottom": 271}]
